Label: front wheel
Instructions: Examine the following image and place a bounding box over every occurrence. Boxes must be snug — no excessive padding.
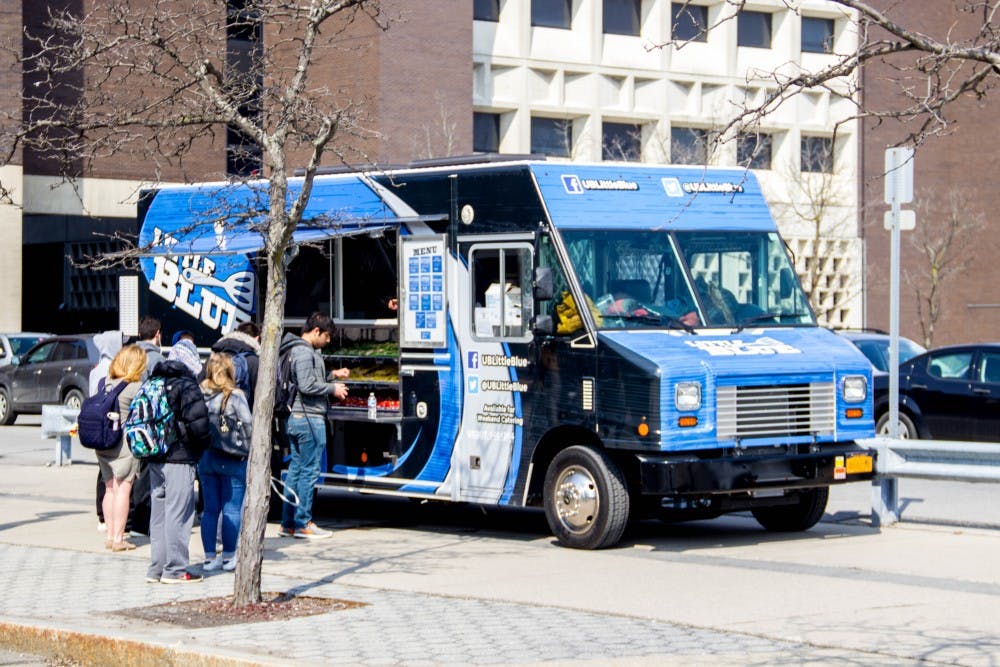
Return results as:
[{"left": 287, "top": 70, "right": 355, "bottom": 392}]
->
[
  {"left": 0, "top": 387, "right": 17, "bottom": 425},
  {"left": 63, "top": 388, "right": 85, "bottom": 411},
  {"left": 751, "top": 487, "right": 829, "bottom": 532},
  {"left": 543, "top": 445, "right": 630, "bottom": 549},
  {"left": 875, "top": 411, "right": 917, "bottom": 439}
]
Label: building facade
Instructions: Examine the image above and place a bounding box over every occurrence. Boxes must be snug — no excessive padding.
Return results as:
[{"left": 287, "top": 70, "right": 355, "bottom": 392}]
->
[{"left": 2, "top": 0, "right": 865, "bottom": 333}]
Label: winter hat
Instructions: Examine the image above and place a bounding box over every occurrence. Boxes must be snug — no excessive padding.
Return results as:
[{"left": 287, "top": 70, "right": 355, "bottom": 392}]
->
[
  {"left": 171, "top": 330, "right": 195, "bottom": 346},
  {"left": 168, "top": 338, "right": 202, "bottom": 375}
]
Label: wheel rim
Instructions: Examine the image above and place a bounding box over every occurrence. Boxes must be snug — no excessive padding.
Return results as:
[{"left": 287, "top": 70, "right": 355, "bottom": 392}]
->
[
  {"left": 877, "top": 419, "right": 910, "bottom": 439},
  {"left": 553, "top": 465, "right": 599, "bottom": 535},
  {"left": 64, "top": 393, "right": 82, "bottom": 410},
  {"left": 0, "top": 393, "right": 7, "bottom": 420}
]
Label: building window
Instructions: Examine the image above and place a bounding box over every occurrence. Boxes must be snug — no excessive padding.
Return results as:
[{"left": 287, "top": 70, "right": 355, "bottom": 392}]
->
[
  {"left": 474, "top": 0, "right": 500, "bottom": 22},
  {"left": 737, "top": 10, "right": 771, "bottom": 48},
  {"left": 226, "top": 0, "right": 262, "bottom": 177},
  {"left": 671, "top": 3, "right": 707, "bottom": 42},
  {"left": 602, "top": 122, "right": 641, "bottom": 161},
  {"left": 474, "top": 112, "right": 500, "bottom": 153},
  {"left": 737, "top": 132, "right": 772, "bottom": 169},
  {"left": 531, "top": 117, "right": 572, "bottom": 157},
  {"left": 801, "top": 16, "right": 834, "bottom": 53},
  {"left": 532, "top": 0, "right": 572, "bottom": 29},
  {"left": 801, "top": 135, "right": 833, "bottom": 173},
  {"left": 603, "top": 0, "right": 641, "bottom": 36},
  {"left": 670, "top": 126, "right": 707, "bottom": 165}
]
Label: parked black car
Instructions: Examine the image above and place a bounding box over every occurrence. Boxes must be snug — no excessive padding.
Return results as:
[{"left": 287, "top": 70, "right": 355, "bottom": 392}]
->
[
  {"left": 873, "top": 343, "right": 1000, "bottom": 440},
  {"left": 0, "top": 335, "right": 99, "bottom": 425}
]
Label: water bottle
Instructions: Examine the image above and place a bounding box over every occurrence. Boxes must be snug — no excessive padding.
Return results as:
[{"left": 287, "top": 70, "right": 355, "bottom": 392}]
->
[{"left": 367, "top": 392, "right": 377, "bottom": 420}]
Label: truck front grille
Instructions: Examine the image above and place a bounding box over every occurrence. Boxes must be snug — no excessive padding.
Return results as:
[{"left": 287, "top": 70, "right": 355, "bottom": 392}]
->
[{"left": 716, "top": 383, "right": 835, "bottom": 440}]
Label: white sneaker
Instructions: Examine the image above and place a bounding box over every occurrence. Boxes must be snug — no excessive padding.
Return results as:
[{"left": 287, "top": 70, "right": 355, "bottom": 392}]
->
[
  {"left": 97, "top": 522, "right": 106, "bottom": 532},
  {"left": 202, "top": 555, "right": 224, "bottom": 572},
  {"left": 222, "top": 558, "right": 237, "bottom": 572}
]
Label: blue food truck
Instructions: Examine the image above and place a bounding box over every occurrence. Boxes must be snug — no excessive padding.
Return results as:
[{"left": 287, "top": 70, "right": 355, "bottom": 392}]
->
[{"left": 137, "top": 158, "right": 876, "bottom": 548}]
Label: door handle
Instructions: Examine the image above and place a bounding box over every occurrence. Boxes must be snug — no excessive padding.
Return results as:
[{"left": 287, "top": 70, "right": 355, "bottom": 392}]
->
[
  {"left": 974, "top": 387, "right": 991, "bottom": 395},
  {"left": 910, "top": 383, "right": 926, "bottom": 389}
]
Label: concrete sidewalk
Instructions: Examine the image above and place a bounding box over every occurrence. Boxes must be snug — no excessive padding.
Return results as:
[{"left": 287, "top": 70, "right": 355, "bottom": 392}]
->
[{"left": 1, "top": 445, "right": 998, "bottom": 664}]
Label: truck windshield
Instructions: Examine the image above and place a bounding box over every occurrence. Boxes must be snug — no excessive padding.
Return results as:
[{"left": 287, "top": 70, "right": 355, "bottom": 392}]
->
[{"left": 561, "top": 230, "right": 814, "bottom": 330}]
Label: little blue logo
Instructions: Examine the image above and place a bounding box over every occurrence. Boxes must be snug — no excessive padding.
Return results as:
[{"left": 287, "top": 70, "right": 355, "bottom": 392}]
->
[
  {"left": 561, "top": 175, "right": 584, "bottom": 194},
  {"left": 467, "top": 351, "right": 479, "bottom": 369},
  {"left": 467, "top": 375, "right": 479, "bottom": 394}
]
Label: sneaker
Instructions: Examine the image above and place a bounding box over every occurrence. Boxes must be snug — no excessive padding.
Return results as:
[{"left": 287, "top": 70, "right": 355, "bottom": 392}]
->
[
  {"left": 222, "top": 558, "right": 237, "bottom": 572},
  {"left": 277, "top": 525, "right": 296, "bottom": 537},
  {"left": 293, "top": 522, "right": 332, "bottom": 540},
  {"left": 202, "top": 555, "right": 224, "bottom": 572},
  {"left": 160, "top": 572, "right": 203, "bottom": 584},
  {"left": 145, "top": 575, "right": 161, "bottom": 584}
]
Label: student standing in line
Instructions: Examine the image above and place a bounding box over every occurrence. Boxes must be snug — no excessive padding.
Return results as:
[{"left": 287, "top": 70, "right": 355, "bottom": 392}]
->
[
  {"left": 145, "top": 342, "right": 210, "bottom": 584},
  {"left": 89, "top": 330, "right": 124, "bottom": 533},
  {"left": 136, "top": 316, "right": 166, "bottom": 380},
  {"left": 96, "top": 345, "right": 146, "bottom": 552},
  {"left": 199, "top": 352, "right": 252, "bottom": 572},
  {"left": 209, "top": 321, "right": 261, "bottom": 406},
  {"left": 278, "top": 312, "right": 348, "bottom": 540}
]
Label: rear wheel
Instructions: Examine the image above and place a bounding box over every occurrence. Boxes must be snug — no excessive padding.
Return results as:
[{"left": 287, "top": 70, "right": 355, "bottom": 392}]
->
[
  {"left": 876, "top": 411, "right": 917, "bottom": 439},
  {"left": 543, "top": 445, "right": 630, "bottom": 549},
  {"left": 63, "top": 388, "right": 85, "bottom": 411},
  {"left": 0, "top": 387, "right": 16, "bottom": 425},
  {"left": 751, "top": 487, "right": 829, "bottom": 532}
]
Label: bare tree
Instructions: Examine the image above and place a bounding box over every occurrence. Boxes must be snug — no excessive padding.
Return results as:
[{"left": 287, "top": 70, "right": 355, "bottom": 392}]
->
[
  {"left": 3, "top": 0, "right": 387, "bottom": 606},
  {"left": 413, "top": 91, "right": 459, "bottom": 160},
  {"left": 904, "top": 190, "right": 982, "bottom": 348}
]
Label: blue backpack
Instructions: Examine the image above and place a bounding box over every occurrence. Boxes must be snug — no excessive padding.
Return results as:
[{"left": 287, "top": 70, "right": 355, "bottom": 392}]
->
[
  {"left": 77, "top": 379, "right": 128, "bottom": 450},
  {"left": 123, "top": 377, "right": 175, "bottom": 458}
]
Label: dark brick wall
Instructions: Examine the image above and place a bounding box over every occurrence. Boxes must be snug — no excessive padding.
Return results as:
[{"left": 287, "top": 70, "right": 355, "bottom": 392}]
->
[{"left": 861, "top": 1, "right": 1000, "bottom": 346}]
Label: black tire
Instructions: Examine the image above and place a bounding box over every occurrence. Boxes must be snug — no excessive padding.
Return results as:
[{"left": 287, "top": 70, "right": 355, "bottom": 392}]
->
[
  {"left": 751, "top": 486, "right": 829, "bottom": 532},
  {"left": 543, "top": 445, "right": 630, "bottom": 549},
  {"left": 875, "top": 411, "right": 917, "bottom": 439},
  {"left": 0, "top": 386, "right": 16, "bottom": 425},
  {"left": 63, "top": 387, "right": 85, "bottom": 411}
]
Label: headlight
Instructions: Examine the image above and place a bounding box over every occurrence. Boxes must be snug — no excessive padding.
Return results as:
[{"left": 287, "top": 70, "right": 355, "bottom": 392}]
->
[
  {"left": 675, "top": 381, "right": 702, "bottom": 411},
  {"left": 842, "top": 375, "right": 867, "bottom": 403}
]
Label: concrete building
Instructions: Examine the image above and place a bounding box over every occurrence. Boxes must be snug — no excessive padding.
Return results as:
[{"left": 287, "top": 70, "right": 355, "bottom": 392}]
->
[{"left": 2, "top": 0, "right": 863, "bottom": 333}]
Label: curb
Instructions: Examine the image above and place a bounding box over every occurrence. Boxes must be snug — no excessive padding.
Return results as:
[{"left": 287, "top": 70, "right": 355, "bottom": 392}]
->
[{"left": 0, "top": 620, "right": 282, "bottom": 667}]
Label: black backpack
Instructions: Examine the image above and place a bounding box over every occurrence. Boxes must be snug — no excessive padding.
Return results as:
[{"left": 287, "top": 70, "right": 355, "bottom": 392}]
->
[
  {"left": 273, "top": 349, "right": 297, "bottom": 417},
  {"left": 78, "top": 379, "right": 128, "bottom": 450}
]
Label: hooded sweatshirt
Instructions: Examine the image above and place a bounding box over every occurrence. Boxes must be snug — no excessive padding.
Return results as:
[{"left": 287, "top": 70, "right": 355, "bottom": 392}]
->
[
  {"left": 210, "top": 331, "right": 261, "bottom": 405},
  {"left": 279, "top": 332, "right": 338, "bottom": 416},
  {"left": 88, "top": 330, "right": 123, "bottom": 397},
  {"left": 137, "top": 340, "right": 166, "bottom": 381}
]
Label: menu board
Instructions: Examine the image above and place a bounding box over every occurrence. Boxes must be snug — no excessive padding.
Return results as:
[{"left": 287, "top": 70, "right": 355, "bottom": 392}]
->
[{"left": 400, "top": 235, "right": 447, "bottom": 348}]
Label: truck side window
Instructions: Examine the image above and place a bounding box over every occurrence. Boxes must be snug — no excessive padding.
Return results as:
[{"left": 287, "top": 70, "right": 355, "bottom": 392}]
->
[{"left": 470, "top": 244, "right": 534, "bottom": 341}]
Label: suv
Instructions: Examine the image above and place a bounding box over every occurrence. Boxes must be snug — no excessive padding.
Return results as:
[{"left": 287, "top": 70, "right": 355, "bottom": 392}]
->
[
  {"left": 0, "top": 335, "right": 99, "bottom": 425},
  {"left": 0, "top": 332, "right": 53, "bottom": 368}
]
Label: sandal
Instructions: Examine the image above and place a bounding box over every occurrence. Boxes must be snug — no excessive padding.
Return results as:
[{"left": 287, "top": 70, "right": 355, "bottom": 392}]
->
[
  {"left": 112, "top": 540, "right": 137, "bottom": 552},
  {"left": 105, "top": 540, "right": 113, "bottom": 550}
]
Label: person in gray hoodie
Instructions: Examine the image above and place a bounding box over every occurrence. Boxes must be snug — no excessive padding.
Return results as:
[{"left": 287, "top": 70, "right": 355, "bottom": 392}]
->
[
  {"left": 136, "top": 316, "right": 166, "bottom": 380},
  {"left": 277, "top": 311, "right": 348, "bottom": 540},
  {"left": 89, "top": 330, "right": 125, "bottom": 531}
]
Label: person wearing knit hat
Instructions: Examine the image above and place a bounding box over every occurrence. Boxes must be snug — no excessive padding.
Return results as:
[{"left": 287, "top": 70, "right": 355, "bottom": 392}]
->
[
  {"left": 168, "top": 339, "right": 203, "bottom": 376},
  {"left": 171, "top": 330, "right": 195, "bottom": 346}
]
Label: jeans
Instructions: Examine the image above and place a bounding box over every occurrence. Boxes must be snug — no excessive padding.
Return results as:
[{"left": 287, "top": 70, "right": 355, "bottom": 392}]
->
[
  {"left": 198, "top": 450, "right": 248, "bottom": 558},
  {"left": 147, "top": 462, "right": 196, "bottom": 580},
  {"left": 281, "top": 414, "right": 326, "bottom": 530}
]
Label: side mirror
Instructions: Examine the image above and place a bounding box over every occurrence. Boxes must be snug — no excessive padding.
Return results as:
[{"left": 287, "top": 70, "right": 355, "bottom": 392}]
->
[
  {"left": 10, "top": 356, "right": 19, "bottom": 367},
  {"left": 779, "top": 268, "right": 795, "bottom": 300},
  {"left": 532, "top": 314, "right": 554, "bottom": 336},
  {"left": 533, "top": 266, "right": 554, "bottom": 301}
]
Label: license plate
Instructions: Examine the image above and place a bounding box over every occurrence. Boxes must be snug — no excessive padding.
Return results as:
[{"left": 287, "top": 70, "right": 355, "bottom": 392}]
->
[{"left": 846, "top": 454, "right": 873, "bottom": 474}]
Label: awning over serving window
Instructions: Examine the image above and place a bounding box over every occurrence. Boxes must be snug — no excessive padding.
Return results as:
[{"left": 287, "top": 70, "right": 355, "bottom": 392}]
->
[{"left": 138, "top": 175, "right": 402, "bottom": 255}]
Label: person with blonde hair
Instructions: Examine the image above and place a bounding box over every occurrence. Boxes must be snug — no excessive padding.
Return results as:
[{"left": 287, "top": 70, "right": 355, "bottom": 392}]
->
[
  {"left": 96, "top": 344, "right": 146, "bottom": 551},
  {"left": 198, "top": 352, "right": 252, "bottom": 572}
]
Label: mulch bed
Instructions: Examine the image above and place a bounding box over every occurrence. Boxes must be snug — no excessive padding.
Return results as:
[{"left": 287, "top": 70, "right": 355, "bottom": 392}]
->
[{"left": 120, "top": 592, "right": 367, "bottom": 628}]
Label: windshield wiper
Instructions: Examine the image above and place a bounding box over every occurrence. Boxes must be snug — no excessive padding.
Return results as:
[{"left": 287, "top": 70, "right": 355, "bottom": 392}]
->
[
  {"left": 612, "top": 312, "right": 697, "bottom": 334},
  {"left": 734, "top": 312, "right": 779, "bottom": 333}
]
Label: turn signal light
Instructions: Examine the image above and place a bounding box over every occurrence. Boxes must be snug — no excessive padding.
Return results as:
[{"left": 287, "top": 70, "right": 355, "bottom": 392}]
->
[
  {"left": 637, "top": 422, "right": 650, "bottom": 437},
  {"left": 678, "top": 416, "right": 698, "bottom": 428},
  {"left": 845, "top": 408, "right": 863, "bottom": 419}
]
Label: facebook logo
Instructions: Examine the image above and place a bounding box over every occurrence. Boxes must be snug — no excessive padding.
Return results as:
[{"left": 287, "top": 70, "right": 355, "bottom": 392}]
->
[
  {"left": 467, "top": 351, "right": 479, "bottom": 369},
  {"left": 467, "top": 375, "right": 479, "bottom": 394},
  {"left": 561, "top": 175, "right": 584, "bottom": 194}
]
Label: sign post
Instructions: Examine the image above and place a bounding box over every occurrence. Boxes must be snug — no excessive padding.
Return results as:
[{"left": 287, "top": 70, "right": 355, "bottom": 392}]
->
[{"left": 874, "top": 147, "right": 914, "bottom": 526}]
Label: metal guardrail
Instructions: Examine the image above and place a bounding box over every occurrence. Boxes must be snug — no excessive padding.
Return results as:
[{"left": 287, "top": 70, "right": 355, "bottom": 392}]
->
[
  {"left": 862, "top": 436, "right": 1000, "bottom": 526},
  {"left": 40, "top": 405, "right": 79, "bottom": 466}
]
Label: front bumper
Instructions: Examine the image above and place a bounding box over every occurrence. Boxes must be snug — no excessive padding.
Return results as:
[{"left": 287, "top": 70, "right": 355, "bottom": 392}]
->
[{"left": 637, "top": 444, "right": 876, "bottom": 496}]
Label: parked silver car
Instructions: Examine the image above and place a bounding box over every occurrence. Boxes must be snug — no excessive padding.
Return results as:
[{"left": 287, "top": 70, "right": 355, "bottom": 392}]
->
[
  {"left": 0, "top": 335, "right": 98, "bottom": 425},
  {"left": 0, "top": 332, "right": 53, "bottom": 368}
]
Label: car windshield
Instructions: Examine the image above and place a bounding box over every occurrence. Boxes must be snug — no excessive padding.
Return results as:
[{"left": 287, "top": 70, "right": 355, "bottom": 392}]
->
[
  {"left": 10, "top": 336, "right": 45, "bottom": 356},
  {"left": 560, "top": 230, "right": 814, "bottom": 330},
  {"left": 853, "top": 337, "right": 926, "bottom": 372}
]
